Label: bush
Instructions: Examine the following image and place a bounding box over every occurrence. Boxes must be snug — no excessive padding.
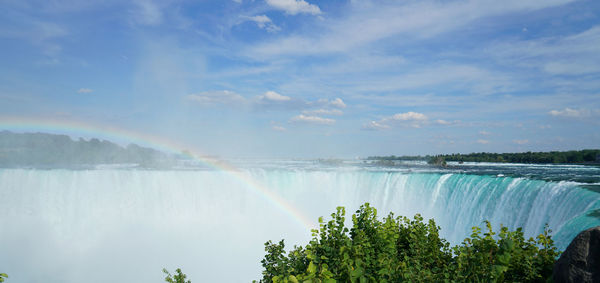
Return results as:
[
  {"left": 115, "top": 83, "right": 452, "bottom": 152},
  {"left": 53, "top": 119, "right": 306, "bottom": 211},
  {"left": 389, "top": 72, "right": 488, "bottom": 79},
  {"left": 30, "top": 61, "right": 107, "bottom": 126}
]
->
[
  {"left": 258, "top": 203, "right": 559, "bottom": 282},
  {"left": 163, "top": 268, "right": 191, "bottom": 283}
]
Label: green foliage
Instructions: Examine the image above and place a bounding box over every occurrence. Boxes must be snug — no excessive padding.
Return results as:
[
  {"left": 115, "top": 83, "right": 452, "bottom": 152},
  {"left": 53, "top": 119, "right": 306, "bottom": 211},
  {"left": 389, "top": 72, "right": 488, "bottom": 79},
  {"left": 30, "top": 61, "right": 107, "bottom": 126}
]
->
[
  {"left": 369, "top": 149, "right": 600, "bottom": 165},
  {"left": 259, "top": 204, "right": 559, "bottom": 283},
  {"left": 163, "top": 268, "right": 191, "bottom": 283},
  {"left": 439, "top": 149, "right": 600, "bottom": 164},
  {"left": 0, "top": 273, "right": 7, "bottom": 282},
  {"left": 452, "top": 222, "right": 558, "bottom": 282},
  {"left": 427, "top": 156, "right": 447, "bottom": 167},
  {"left": 0, "top": 131, "right": 176, "bottom": 168}
]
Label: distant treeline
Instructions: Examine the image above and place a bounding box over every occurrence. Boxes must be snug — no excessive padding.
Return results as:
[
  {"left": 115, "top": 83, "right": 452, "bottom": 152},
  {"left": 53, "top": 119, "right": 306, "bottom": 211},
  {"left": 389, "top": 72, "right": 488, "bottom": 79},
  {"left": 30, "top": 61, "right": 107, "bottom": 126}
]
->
[
  {"left": 0, "top": 131, "right": 176, "bottom": 168},
  {"left": 368, "top": 149, "right": 600, "bottom": 164},
  {"left": 440, "top": 150, "right": 600, "bottom": 164}
]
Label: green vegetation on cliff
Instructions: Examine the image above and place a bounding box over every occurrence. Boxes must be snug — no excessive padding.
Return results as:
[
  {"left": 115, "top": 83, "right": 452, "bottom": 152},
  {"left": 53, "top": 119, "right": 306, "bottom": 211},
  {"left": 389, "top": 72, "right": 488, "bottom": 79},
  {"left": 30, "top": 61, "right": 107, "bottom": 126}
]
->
[
  {"left": 439, "top": 150, "right": 600, "bottom": 164},
  {"left": 0, "top": 131, "right": 175, "bottom": 168},
  {"left": 258, "top": 204, "right": 558, "bottom": 282},
  {"left": 369, "top": 149, "right": 600, "bottom": 165}
]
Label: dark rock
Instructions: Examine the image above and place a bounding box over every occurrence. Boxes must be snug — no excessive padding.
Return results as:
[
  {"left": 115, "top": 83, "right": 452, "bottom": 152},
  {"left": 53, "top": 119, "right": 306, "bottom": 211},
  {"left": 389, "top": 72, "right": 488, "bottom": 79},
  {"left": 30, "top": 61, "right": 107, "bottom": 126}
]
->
[{"left": 553, "top": 226, "right": 600, "bottom": 283}]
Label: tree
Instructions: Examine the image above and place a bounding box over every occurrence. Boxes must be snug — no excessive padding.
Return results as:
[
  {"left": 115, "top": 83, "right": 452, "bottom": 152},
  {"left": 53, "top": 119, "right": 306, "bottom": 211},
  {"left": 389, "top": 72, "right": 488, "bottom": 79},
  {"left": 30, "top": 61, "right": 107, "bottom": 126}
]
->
[
  {"left": 0, "top": 273, "right": 7, "bottom": 282},
  {"left": 163, "top": 268, "right": 191, "bottom": 283},
  {"left": 258, "top": 203, "right": 559, "bottom": 282}
]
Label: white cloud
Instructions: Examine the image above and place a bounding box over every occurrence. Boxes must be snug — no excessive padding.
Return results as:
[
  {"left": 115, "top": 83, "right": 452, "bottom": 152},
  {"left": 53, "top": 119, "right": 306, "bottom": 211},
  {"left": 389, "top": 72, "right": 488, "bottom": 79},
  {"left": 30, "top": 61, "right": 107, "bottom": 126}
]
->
[
  {"left": 479, "top": 130, "right": 491, "bottom": 136},
  {"left": 272, "top": 125, "right": 286, "bottom": 131},
  {"left": 362, "top": 121, "right": 390, "bottom": 131},
  {"left": 329, "top": 98, "right": 346, "bottom": 109},
  {"left": 489, "top": 25, "right": 600, "bottom": 76},
  {"left": 77, "top": 88, "right": 93, "bottom": 94},
  {"left": 364, "top": 112, "right": 458, "bottom": 130},
  {"left": 302, "top": 109, "right": 343, "bottom": 116},
  {"left": 260, "top": 90, "right": 291, "bottom": 101},
  {"left": 186, "top": 90, "right": 247, "bottom": 106},
  {"left": 548, "top": 107, "right": 591, "bottom": 118},
  {"left": 476, "top": 139, "right": 490, "bottom": 144},
  {"left": 309, "top": 98, "right": 348, "bottom": 109},
  {"left": 290, "top": 114, "right": 335, "bottom": 125},
  {"left": 513, "top": 139, "right": 529, "bottom": 145},
  {"left": 241, "top": 15, "right": 281, "bottom": 33},
  {"left": 367, "top": 111, "right": 430, "bottom": 130},
  {"left": 186, "top": 90, "right": 346, "bottom": 115},
  {"left": 387, "top": 112, "right": 427, "bottom": 122},
  {"left": 250, "top": 0, "right": 572, "bottom": 57},
  {"left": 265, "top": 0, "right": 321, "bottom": 15}
]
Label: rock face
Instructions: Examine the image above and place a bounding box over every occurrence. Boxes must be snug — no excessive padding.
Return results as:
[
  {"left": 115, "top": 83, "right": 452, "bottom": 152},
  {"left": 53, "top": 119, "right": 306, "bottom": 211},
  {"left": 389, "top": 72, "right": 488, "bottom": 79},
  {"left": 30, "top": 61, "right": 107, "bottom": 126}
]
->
[{"left": 553, "top": 226, "right": 600, "bottom": 283}]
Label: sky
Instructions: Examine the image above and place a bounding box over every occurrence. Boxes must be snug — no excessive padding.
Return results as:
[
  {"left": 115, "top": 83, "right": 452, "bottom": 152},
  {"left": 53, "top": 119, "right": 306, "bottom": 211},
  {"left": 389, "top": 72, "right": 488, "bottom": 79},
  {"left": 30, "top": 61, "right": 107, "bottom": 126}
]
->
[{"left": 1, "top": 0, "right": 599, "bottom": 158}]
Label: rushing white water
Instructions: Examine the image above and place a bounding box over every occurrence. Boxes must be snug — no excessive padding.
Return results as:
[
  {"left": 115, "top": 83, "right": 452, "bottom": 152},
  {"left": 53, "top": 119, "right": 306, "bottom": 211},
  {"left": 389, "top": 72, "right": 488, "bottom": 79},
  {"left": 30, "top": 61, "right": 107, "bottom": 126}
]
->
[{"left": 1, "top": 168, "right": 600, "bottom": 282}]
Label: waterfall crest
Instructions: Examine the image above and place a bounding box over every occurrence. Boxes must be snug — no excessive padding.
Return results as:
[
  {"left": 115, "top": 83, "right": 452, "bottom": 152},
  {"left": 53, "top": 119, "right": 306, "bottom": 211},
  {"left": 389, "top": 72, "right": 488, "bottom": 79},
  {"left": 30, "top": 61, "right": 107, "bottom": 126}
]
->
[{"left": 1, "top": 169, "right": 599, "bottom": 282}]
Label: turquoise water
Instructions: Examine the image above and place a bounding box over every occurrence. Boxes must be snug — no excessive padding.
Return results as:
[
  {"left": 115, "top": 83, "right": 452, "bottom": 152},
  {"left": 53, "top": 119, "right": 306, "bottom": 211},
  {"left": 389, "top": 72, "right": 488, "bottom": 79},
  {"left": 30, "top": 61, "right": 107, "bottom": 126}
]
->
[
  {"left": 0, "top": 161, "right": 599, "bottom": 282},
  {"left": 246, "top": 167, "right": 600, "bottom": 250}
]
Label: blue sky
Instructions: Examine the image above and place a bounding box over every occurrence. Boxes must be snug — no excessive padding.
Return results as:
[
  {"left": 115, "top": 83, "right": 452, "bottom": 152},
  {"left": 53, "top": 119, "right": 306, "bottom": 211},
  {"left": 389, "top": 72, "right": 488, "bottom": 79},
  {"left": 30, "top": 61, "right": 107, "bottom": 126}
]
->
[{"left": 1, "top": 0, "right": 599, "bottom": 158}]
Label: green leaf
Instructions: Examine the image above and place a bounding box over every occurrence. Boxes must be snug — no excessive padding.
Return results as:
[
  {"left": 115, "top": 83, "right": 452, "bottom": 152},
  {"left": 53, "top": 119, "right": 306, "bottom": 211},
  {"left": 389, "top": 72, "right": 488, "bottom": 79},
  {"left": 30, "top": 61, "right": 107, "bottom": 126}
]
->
[{"left": 307, "top": 262, "right": 317, "bottom": 274}]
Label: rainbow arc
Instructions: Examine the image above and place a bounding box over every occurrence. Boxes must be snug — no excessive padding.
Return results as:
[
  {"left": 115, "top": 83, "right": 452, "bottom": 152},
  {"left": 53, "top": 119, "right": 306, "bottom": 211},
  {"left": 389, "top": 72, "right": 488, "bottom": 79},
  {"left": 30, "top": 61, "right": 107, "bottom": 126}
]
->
[{"left": 0, "top": 116, "right": 316, "bottom": 230}]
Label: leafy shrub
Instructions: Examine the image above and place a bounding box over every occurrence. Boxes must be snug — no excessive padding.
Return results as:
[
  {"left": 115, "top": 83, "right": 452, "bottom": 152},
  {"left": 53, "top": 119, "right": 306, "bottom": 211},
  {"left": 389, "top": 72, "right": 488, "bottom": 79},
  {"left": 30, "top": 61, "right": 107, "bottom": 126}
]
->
[
  {"left": 163, "top": 268, "right": 191, "bottom": 283},
  {"left": 0, "top": 273, "right": 7, "bottom": 282},
  {"left": 258, "top": 203, "right": 559, "bottom": 282}
]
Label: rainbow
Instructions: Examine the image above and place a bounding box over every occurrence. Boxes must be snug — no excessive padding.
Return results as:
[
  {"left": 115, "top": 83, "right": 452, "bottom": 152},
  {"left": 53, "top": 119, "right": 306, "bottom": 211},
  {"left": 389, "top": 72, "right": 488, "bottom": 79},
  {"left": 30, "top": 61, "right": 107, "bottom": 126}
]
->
[{"left": 0, "top": 116, "right": 316, "bottom": 230}]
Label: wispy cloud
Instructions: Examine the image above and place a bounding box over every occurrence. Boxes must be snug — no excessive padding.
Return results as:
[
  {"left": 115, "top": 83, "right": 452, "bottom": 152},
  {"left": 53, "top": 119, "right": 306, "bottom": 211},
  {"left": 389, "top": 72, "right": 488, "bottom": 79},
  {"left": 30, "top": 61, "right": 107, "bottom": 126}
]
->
[
  {"left": 329, "top": 98, "right": 346, "bottom": 109},
  {"left": 131, "top": 0, "right": 163, "bottom": 26},
  {"left": 249, "top": 0, "right": 573, "bottom": 57},
  {"left": 0, "top": 16, "right": 67, "bottom": 57},
  {"left": 258, "top": 91, "right": 291, "bottom": 102},
  {"left": 548, "top": 107, "right": 592, "bottom": 118},
  {"left": 365, "top": 111, "right": 429, "bottom": 130},
  {"left": 302, "top": 109, "right": 343, "bottom": 116},
  {"left": 186, "top": 90, "right": 348, "bottom": 119},
  {"left": 476, "top": 139, "right": 490, "bottom": 144},
  {"left": 186, "top": 90, "right": 247, "bottom": 106},
  {"left": 240, "top": 15, "right": 281, "bottom": 33},
  {"left": 488, "top": 25, "right": 600, "bottom": 76},
  {"left": 265, "top": 0, "right": 321, "bottom": 15},
  {"left": 513, "top": 139, "right": 529, "bottom": 145},
  {"left": 388, "top": 112, "right": 428, "bottom": 122},
  {"left": 362, "top": 121, "right": 390, "bottom": 131},
  {"left": 435, "top": 119, "right": 453, "bottom": 125},
  {"left": 364, "top": 112, "right": 460, "bottom": 130},
  {"left": 77, "top": 88, "right": 93, "bottom": 94},
  {"left": 290, "top": 114, "right": 335, "bottom": 125}
]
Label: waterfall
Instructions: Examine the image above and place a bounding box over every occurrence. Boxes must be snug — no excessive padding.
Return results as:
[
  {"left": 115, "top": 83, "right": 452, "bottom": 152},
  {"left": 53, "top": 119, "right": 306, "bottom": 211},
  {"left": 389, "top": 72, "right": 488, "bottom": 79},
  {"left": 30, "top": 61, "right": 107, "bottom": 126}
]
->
[{"left": 1, "top": 169, "right": 599, "bottom": 282}]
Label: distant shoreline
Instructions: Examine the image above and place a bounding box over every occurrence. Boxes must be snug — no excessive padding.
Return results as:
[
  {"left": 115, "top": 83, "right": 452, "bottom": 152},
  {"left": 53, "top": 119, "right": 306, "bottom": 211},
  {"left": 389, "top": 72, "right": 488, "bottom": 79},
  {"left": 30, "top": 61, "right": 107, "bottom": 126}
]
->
[{"left": 367, "top": 149, "right": 600, "bottom": 165}]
